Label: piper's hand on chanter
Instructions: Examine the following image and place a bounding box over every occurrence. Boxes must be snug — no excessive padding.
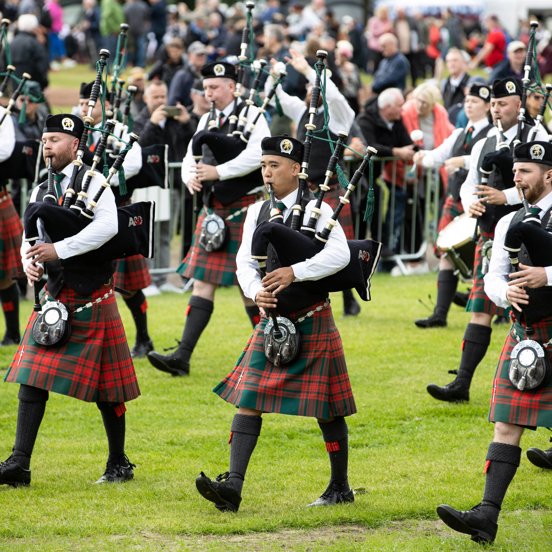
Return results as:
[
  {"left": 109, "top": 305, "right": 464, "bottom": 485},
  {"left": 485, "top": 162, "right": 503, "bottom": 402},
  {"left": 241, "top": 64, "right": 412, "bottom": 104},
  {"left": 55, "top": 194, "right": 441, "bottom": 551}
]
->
[
  {"left": 468, "top": 200, "right": 486, "bottom": 217},
  {"left": 27, "top": 243, "right": 58, "bottom": 264},
  {"left": 508, "top": 263, "right": 548, "bottom": 289},
  {"left": 25, "top": 261, "right": 44, "bottom": 285},
  {"left": 475, "top": 184, "right": 507, "bottom": 205},
  {"left": 255, "top": 289, "right": 278, "bottom": 311},
  {"left": 195, "top": 162, "right": 219, "bottom": 182},
  {"left": 186, "top": 175, "right": 202, "bottom": 194},
  {"left": 262, "top": 267, "right": 295, "bottom": 296},
  {"left": 444, "top": 156, "right": 464, "bottom": 175},
  {"left": 506, "top": 284, "right": 529, "bottom": 311}
]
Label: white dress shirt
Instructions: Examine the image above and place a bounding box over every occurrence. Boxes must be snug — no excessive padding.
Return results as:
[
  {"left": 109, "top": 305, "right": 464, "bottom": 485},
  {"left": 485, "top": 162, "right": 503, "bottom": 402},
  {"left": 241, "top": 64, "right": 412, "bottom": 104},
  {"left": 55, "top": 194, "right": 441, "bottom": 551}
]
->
[
  {"left": 265, "top": 68, "right": 355, "bottom": 137},
  {"left": 236, "top": 190, "right": 350, "bottom": 302},
  {"left": 180, "top": 100, "right": 270, "bottom": 186},
  {"left": 484, "top": 190, "right": 552, "bottom": 309},
  {"left": 0, "top": 107, "right": 16, "bottom": 162},
  {"left": 460, "top": 123, "right": 550, "bottom": 213},
  {"left": 421, "top": 117, "right": 491, "bottom": 169},
  {"left": 21, "top": 163, "right": 118, "bottom": 273}
]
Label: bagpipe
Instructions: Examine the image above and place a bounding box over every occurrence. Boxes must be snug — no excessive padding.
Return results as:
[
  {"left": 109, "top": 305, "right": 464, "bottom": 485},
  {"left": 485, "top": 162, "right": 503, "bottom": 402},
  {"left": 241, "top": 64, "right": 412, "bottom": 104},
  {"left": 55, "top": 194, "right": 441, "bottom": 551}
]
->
[{"left": 250, "top": 52, "right": 381, "bottom": 365}]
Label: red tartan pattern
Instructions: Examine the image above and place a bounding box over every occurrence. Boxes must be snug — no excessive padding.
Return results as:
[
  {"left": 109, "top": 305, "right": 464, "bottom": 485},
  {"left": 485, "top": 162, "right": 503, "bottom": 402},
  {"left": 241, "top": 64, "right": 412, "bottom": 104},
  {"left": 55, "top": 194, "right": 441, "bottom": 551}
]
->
[
  {"left": 434, "top": 195, "right": 464, "bottom": 257},
  {"left": 113, "top": 254, "right": 151, "bottom": 292},
  {"left": 5, "top": 285, "right": 140, "bottom": 403},
  {"left": 489, "top": 317, "right": 552, "bottom": 428},
  {"left": 321, "top": 185, "right": 354, "bottom": 240},
  {"left": 0, "top": 192, "right": 23, "bottom": 280},
  {"left": 214, "top": 302, "right": 357, "bottom": 419},
  {"left": 466, "top": 233, "right": 504, "bottom": 316},
  {"left": 178, "top": 195, "right": 256, "bottom": 286}
]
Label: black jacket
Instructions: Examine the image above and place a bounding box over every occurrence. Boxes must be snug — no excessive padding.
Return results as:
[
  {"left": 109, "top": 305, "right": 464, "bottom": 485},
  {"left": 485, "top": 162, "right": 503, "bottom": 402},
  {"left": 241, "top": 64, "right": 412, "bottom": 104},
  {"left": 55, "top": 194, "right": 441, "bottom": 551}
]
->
[{"left": 10, "top": 31, "right": 49, "bottom": 89}]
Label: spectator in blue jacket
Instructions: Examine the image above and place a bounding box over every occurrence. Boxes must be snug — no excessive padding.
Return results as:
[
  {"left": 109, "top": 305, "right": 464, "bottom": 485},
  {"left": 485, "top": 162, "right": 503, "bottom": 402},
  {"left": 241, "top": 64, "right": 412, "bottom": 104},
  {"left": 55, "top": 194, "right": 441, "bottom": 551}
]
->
[{"left": 371, "top": 33, "right": 410, "bottom": 95}]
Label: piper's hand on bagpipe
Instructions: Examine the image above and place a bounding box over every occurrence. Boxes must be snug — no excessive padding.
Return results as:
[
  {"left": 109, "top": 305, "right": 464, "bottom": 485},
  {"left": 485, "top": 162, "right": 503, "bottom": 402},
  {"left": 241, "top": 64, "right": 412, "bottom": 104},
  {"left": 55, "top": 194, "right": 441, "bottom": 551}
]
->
[
  {"left": 25, "top": 262, "right": 44, "bottom": 285},
  {"left": 186, "top": 175, "right": 203, "bottom": 194},
  {"left": 508, "top": 263, "right": 548, "bottom": 289},
  {"left": 254, "top": 289, "right": 278, "bottom": 310},
  {"left": 262, "top": 266, "right": 295, "bottom": 296},
  {"left": 26, "top": 243, "right": 58, "bottom": 264},
  {"left": 506, "top": 284, "right": 529, "bottom": 311},
  {"left": 196, "top": 162, "right": 219, "bottom": 182},
  {"left": 444, "top": 156, "right": 465, "bottom": 175},
  {"left": 468, "top": 200, "right": 486, "bottom": 218},
  {"left": 475, "top": 184, "right": 507, "bottom": 205}
]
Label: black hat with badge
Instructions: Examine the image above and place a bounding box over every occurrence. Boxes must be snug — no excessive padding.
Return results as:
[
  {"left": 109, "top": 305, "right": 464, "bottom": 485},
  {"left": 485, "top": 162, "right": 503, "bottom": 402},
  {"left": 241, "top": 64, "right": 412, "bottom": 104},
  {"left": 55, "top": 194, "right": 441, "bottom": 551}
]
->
[
  {"left": 513, "top": 141, "right": 552, "bottom": 167},
  {"left": 201, "top": 61, "right": 238, "bottom": 81},
  {"left": 261, "top": 136, "right": 304, "bottom": 163},
  {"left": 43, "top": 114, "right": 84, "bottom": 139},
  {"left": 491, "top": 78, "right": 522, "bottom": 98},
  {"left": 467, "top": 83, "right": 491, "bottom": 102}
]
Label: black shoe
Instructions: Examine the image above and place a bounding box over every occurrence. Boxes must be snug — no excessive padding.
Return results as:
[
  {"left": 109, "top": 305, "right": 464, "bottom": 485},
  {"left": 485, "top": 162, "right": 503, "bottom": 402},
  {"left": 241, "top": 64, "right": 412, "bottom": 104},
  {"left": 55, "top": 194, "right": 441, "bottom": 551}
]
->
[
  {"left": 526, "top": 447, "right": 552, "bottom": 469},
  {"left": 96, "top": 455, "right": 135, "bottom": 484},
  {"left": 452, "top": 291, "right": 469, "bottom": 308},
  {"left": 1, "top": 334, "right": 20, "bottom": 346},
  {"left": 147, "top": 350, "right": 190, "bottom": 376},
  {"left": 437, "top": 503, "right": 498, "bottom": 544},
  {"left": 130, "top": 339, "right": 154, "bottom": 359},
  {"left": 195, "top": 471, "right": 242, "bottom": 512},
  {"left": 0, "top": 455, "right": 31, "bottom": 487},
  {"left": 344, "top": 298, "right": 361, "bottom": 316},
  {"left": 427, "top": 379, "right": 469, "bottom": 402},
  {"left": 307, "top": 481, "right": 355, "bottom": 507},
  {"left": 415, "top": 314, "right": 447, "bottom": 328}
]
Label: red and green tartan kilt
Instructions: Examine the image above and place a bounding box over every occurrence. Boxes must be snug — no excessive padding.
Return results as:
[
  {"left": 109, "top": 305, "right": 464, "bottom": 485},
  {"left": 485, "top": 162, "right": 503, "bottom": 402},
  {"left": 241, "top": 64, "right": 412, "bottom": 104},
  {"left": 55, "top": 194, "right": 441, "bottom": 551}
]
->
[
  {"left": 321, "top": 185, "right": 354, "bottom": 240},
  {"left": 5, "top": 284, "right": 140, "bottom": 404},
  {"left": 0, "top": 192, "right": 23, "bottom": 280},
  {"left": 434, "top": 195, "right": 464, "bottom": 257},
  {"left": 214, "top": 300, "right": 357, "bottom": 419},
  {"left": 113, "top": 254, "right": 151, "bottom": 292},
  {"left": 177, "top": 195, "right": 257, "bottom": 286},
  {"left": 466, "top": 232, "right": 504, "bottom": 316},
  {"left": 489, "top": 317, "right": 552, "bottom": 428}
]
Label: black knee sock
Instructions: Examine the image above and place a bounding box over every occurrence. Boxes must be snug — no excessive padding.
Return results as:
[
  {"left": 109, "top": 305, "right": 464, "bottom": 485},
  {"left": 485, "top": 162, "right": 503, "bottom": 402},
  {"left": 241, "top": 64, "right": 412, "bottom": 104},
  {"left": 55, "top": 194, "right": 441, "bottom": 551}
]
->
[
  {"left": 244, "top": 305, "right": 260, "bottom": 328},
  {"left": 318, "top": 417, "right": 349, "bottom": 490},
  {"left": 228, "top": 414, "right": 262, "bottom": 495},
  {"left": 1, "top": 284, "right": 20, "bottom": 341},
  {"left": 457, "top": 323, "right": 492, "bottom": 386},
  {"left": 97, "top": 402, "right": 126, "bottom": 463},
  {"left": 123, "top": 291, "right": 150, "bottom": 343},
  {"left": 178, "top": 296, "right": 214, "bottom": 360},
  {"left": 481, "top": 442, "right": 521, "bottom": 523},
  {"left": 434, "top": 270, "right": 458, "bottom": 320},
  {"left": 13, "top": 385, "right": 49, "bottom": 469}
]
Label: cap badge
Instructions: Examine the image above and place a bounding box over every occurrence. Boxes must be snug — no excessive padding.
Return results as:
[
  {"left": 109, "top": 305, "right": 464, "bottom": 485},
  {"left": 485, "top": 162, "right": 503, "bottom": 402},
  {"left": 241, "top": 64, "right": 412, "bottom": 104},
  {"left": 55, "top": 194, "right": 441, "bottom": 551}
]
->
[
  {"left": 479, "top": 87, "right": 490, "bottom": 99},
  {"left": 280, "top": 139, "right": 293, "bottom": 154},
  {"left": 505, "top": 81, "right": 516, "bottom": 94},
  {"left": 213, "top": 64, "right": 225, "bottom": 76},
  {"left": 530, "top": 143, "right": 545, "bottom": 160},
  {"left": 62, "top": 117, "right": 74, "bottom": 132}
]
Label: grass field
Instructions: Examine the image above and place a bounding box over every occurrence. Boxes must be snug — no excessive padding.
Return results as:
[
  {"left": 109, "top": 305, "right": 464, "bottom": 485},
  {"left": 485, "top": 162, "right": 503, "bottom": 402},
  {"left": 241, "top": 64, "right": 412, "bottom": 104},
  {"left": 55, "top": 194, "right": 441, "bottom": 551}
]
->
[{"left": 0, "top": 272, "right": 550, "bottom": 551}]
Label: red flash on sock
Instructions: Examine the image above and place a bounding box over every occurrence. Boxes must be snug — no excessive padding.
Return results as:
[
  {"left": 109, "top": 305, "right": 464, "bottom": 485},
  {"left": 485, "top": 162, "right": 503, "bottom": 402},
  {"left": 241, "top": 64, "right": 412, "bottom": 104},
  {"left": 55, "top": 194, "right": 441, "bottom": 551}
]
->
[
  {"left": 484, "top": 460, "right": 491, "bottom": 473},
  {"left": 140, "top": 299, "right": 148, "bottom": 314},
  {"left": 186, "top": 305, "right": 192, "bottom": 317},
  {"left": 461, "top": 340, "right": 466, "bottom": 351},
  {"left": 325, "top": 441, "right": 340, "bottom": 453},
  {"left": 114, "top": 403, "right": 127, "bottom": 417},
  {"left": 253, "top": 315, "right": 261, "bottom": 326},
  {"left": 228, "top": 431, "right": 234, "bottom": 444},
  {"left": 2, "top": 301, "right": 15, "bottom": 312}
]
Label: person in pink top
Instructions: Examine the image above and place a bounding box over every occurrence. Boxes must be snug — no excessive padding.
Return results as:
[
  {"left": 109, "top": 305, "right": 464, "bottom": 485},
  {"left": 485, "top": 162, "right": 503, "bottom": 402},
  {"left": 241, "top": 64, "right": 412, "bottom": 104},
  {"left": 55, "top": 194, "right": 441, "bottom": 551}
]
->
[
  {"left": 365, "top": 5, "right": 393, "bottom": 73},
  {"left": 45, "top": 0, "right": 75, "bottom": 69}
]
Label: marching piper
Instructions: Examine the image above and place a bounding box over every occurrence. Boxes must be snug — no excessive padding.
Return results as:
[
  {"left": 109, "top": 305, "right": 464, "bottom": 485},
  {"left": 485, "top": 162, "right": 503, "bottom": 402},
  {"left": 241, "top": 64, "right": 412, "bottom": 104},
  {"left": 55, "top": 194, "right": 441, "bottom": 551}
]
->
[
  {"left": 437, "top": 140, "right": 552, "bottom": 543},
  {"left": 147, "top": 60, "right": 271, "bottom": 377},
  {"left": 426, "top": 78, "right": 549, "bottom": 403},
  {"left": 0, "top": 114, "right": 139, "bottom": 487},
  {"left": 195, "top": 135, "right": 356, "bottom": 512}
]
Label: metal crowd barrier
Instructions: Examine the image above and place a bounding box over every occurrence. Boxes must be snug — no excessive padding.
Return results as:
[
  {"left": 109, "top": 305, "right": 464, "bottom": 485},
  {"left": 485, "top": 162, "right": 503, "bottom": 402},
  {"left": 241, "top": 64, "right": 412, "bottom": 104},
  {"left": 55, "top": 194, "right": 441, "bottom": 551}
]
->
[{"left": 10, "top": 156, "right": 443, "bottom": 278}]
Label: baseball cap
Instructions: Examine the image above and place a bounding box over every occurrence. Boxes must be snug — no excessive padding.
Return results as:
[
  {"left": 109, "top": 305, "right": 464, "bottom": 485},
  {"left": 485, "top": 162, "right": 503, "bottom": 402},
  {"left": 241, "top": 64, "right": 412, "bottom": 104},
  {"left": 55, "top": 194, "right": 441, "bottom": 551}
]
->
[
  {"left": 188, "top": 41, "right": 208, "bottom": 55},
  {"left": 507, "top": 40, "right": 526, "bottom": 54}
]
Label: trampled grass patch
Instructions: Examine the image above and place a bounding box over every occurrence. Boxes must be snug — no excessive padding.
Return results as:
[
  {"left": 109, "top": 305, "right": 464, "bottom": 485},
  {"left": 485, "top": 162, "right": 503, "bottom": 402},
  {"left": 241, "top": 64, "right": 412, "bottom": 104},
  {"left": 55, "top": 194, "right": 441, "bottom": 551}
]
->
[{"left": 0, "top": 273, "right": 550, "bottom": 550}]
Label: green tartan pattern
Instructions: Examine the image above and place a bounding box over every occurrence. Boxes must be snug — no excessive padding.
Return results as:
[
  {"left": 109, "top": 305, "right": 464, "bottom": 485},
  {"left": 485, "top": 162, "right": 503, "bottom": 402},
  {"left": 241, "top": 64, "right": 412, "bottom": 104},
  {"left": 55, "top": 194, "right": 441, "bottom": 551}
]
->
[
  {"left": 177, "top": 195, "right": 256, "bottom": 286},
  {"left": 489, "top": 317, "right": 552, "bottom": 428},
  {"left": 113, "top": 254, "right": 151, "bottom": 292},
  {"left": 466, "top": 233, "right": 504, "bottom": 316},
  {"left": 434, "top": 195, "right": 464, "bottom": 258},
  {"left": 321, "top": 185, "right": 354, "bottom": 240},
  {"left": 5, "top": 285, "right": 140, "bottom": 404},
  {"left": 0, "top": 193, "right": 23, "bottom": 280},
  {"left": 214, "top": 302, "right": 356, "bottom": 419}
]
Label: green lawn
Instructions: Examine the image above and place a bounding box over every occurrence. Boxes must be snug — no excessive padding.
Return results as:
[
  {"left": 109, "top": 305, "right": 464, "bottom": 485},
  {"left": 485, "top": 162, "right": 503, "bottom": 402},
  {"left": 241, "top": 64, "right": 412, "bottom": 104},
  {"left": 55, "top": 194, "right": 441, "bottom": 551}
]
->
[{"left": 0, "top": 273, "right": 550, "bottom": 551}]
